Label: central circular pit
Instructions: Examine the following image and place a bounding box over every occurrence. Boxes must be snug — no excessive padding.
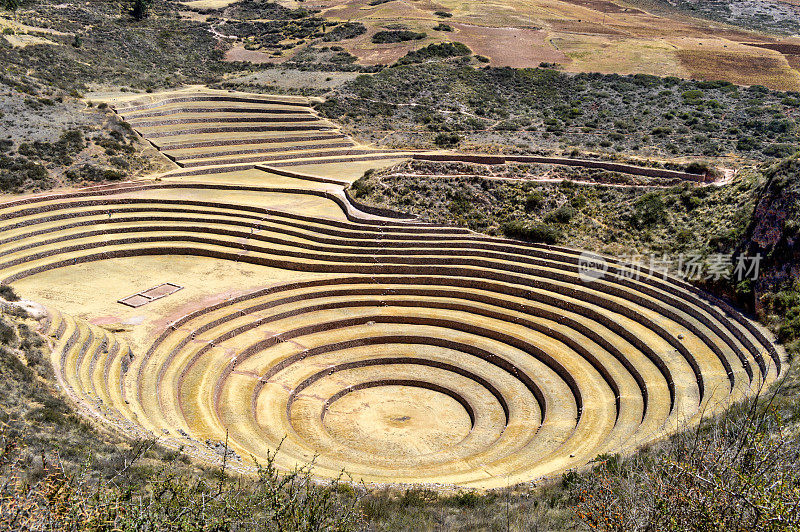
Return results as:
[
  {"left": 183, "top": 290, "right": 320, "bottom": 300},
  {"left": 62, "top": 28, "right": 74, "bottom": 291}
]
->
[{"left": 323, "top": 384, "right": 474, "bottom": 459}]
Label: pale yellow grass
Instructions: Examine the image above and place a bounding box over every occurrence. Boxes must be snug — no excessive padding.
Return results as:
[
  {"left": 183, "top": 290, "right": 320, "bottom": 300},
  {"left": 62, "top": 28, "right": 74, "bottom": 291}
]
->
[
  {"left": 675, "top": 42, "right": 800, "bottom": 91},
  {"left": 557, "top": 36, "right": 684, "bottom": 77},
  {"left": 3, "top": 34, "right": 57, "bottom": 47},
  {"left": 0, "top": 15, "right": 66, "bottom": 47},
  {"left": 0, "top": 16, "right": 69, "bottom": 36},
  {"left": 87, "top": 85, "right": 308, "bottom": 108},
  {"left": 180, "top": 0, "right": 240, "bottom": 9},
  {"left": 284, "top": 158, "right": 411, "bottom": 182}
]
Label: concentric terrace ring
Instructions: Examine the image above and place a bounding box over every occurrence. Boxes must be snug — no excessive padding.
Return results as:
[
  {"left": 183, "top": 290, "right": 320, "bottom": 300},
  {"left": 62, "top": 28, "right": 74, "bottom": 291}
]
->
[{"left": 0, "top": 179, "right": 783, "bottom": 488}]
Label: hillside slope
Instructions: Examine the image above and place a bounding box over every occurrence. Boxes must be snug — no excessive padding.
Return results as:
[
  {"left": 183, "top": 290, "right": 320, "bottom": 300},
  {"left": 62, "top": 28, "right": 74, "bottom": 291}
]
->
[{"left": 739, "top": 153, "right": 800, "bottom": 300}]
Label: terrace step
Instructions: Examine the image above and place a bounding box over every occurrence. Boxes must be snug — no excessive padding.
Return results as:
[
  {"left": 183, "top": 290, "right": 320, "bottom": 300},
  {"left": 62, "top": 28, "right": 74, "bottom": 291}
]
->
[
  {"left": 167, "top": 141, "right": 356, "bottom": 162},
  {"left": 176, "top": 148, "right": 395, "bottom": 169}
]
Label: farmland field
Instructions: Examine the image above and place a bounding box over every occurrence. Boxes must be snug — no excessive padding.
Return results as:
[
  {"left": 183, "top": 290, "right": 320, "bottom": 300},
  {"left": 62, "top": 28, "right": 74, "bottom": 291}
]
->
[{"left": 206, "top": 0, "right": 800, "bottom": 90}]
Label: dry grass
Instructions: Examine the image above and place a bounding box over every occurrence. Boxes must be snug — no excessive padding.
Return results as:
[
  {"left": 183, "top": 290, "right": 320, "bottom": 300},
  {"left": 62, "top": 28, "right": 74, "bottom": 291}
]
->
[
  {"left": 677, "top": 48, "right": 800, "bottom": 91},
  {"left": 558, "top": 36, "right": 685, "bottom": 78},
  {"left": 447, "top": 24, "right": 564, "bottom": 68},
  {"left": 272, "top": 0, "right": 800, "bottom": 86},
  {"left": 572, "top": 386, "right": 800, "bottom": 531}
]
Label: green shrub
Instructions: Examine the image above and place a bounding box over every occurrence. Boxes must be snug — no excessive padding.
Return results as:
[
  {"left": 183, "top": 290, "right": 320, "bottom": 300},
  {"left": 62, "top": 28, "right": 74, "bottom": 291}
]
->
[
  {"left": 684, "top": 161, "right": 713, "bottom": 175},
  {"left": 350, "top": 174, "right": 374, "bottom": 198},
  {"left": 680, "top": 190, "right": 703, "bottom": 210},
  {"left": 573, "top": 400, "right": 800, "bottom": 531},
  {"left": 17, "top": 130, "right": 85, "bottom": 166},
  {"left": 779, "top": 313, "right": 800, "bottom": 343},
  {"left": 0, "top": 285, "right": 18, "bottom": 302},
  {"left": 682, "top": 89, "right": 704, "bottom": 101},
  {"left": 651, "top": 126, "right": 672, "bottom": 137},
  {"left": 737, "top": 136, "right": 760, "bottom": 152},
  {"left": 395, "top": 42, "right": 470, "bottom": 65},
  {"left": 0, "top": 426, "right": 363, "bottom": 530},
  {"left": 434, "top": 132, "right": 461, "bottom": 148},
  {"left": 400, "top": 488, "right": 438, "bottom": 507},
  {"left": 445, "top": 490, "right": 492, "bottom": 508},
  {"left": 502, "top": 220, "right": 560, "bottom": 244},
  {"left": 18, "top": 322, "right": 45, "bottom": 354},
  {"left": 570, "top": 194, "right": 587, "bottom": 209},
  {"left": 631, "top": 192, "right": 666, "bottom": 228},
  {"left": 322, "top": 22, "right": 366, "bottom": 41},
  {"left": 524, "top": 191, "right": 545, "bottom": 211},
  {"left": 0, "top": 318, "right": 17, "bottom": 346},
  {"left": 545, "top": 204, "right": 576, "bottom": 224},
  {"left": 65, "top": 164, "right": 125, "bottom": 183},
  {"left": 0, "top": 155, "right": 51, "bottom": 193},
  {"left": 372, "top": 30, "right": 426, "bottom": 44},
  {"left": 131, "top": 0, "right": 152, "bottom": 20},
  {"left": 764, "top": 143, "right": 798, "bottom": 159},
  {"left": 360, "top": 495, "right": 392, "bottom": 520}
]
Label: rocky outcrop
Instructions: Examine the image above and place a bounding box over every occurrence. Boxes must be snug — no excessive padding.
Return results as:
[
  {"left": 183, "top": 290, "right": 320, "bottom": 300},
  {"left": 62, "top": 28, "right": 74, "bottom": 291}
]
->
[{"left": 737, "top": 153, "right": 800, "bottom": 310}]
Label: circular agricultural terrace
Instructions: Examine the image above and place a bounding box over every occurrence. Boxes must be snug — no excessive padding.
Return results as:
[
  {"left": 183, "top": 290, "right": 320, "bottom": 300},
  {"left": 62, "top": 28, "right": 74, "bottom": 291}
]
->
[{"left": 0, "top": 90, "right": 783, "bottom": 488}]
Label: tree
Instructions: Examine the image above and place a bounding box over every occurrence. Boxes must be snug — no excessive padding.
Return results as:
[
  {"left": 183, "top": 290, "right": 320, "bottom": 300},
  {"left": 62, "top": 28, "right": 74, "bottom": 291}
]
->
[{"left": 131, "top": 0, "right": 152, "bottom": 20}]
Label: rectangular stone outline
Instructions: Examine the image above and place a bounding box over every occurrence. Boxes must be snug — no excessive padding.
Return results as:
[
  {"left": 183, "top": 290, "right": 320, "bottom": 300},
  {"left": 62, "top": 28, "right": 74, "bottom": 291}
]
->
[{"left": 118, "top": 283, "right": 183, "bottom": 308}]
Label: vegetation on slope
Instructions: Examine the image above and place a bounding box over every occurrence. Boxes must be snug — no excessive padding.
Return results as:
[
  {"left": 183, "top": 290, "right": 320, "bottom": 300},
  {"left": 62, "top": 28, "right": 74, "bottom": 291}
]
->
[
  {"left": 655, "top": 0, "right": 800, "bottom": 35},
  {"left": 395, "top": 42, "right": 472, "bottom": 66},
  {"left": 0, "top": 0, "right": 380, "bottom": 193},
  {"left": 4, "top": 1, "right": 227, "bottom": 92},
  {"left": 352, "top": 160, "right": 760, "bottom": 261},
  {"left": 322, "top": 23, "right": 367, "bottom": 43},
  {"left": 738, "top": 153, "right": 800, "bottom": 294},
  {"left": 371, "top": 30, "right": 426, "bottom": 44},
  {"left": 2, "top": 0, "right": 377, "bottom": 94},
  {"left": 739, "top": 154, "right": 800, "bottom": 352},
  {"left": 0, "top": 82, "right": 161, "bottom": 193},
  {"left": 216, "top": 17, "right": 326, "bottom": 52},
  {"left": 3, "top": 1, "right": 797, "bottom": 194},
  {"left": 570, "top": 385, "right": 800, "bottom": 531},
  {"left": 209, "top": 0, "right": 315, "bottom": 21},
  {"left": 0, "top": 0, "right": 241, "bottom": 193},
  {"left": 186, "top": 1, "right": 369, "bottom": 61},
  {"left": 318, "top": 63, "right": 800, "bottom": 162}
]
